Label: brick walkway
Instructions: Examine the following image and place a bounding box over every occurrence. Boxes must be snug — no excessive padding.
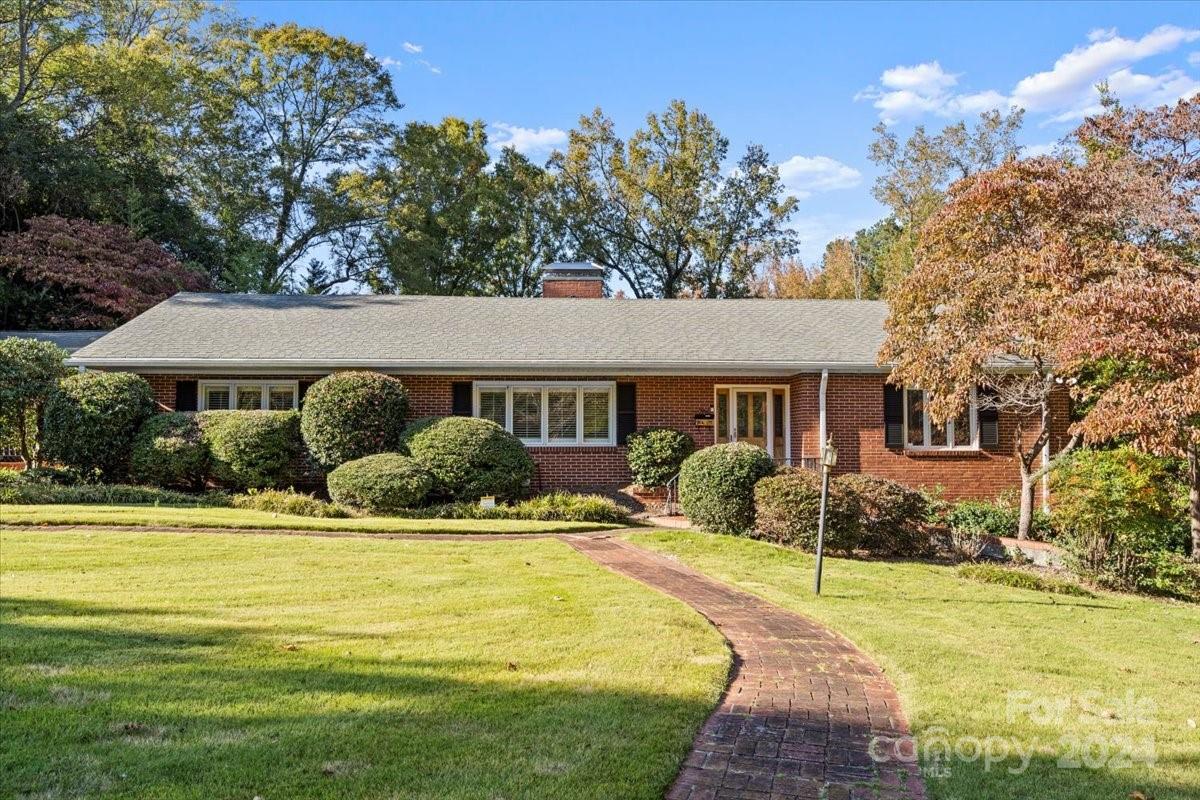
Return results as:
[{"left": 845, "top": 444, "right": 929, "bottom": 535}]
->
[{"left": 563, "top": 534, "right": 925, "bottom": 800}]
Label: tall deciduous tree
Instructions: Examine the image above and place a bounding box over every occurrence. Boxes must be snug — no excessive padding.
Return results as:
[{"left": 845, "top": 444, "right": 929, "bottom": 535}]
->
[
  {"left": 1058, "top": 97, "right": 1200, "bottom": 556},
  {"left": 192, "top": 22, "right": 400, "bottom": 292},
  {"left": 868, "top": 109, "right": 1023, "bottom": 294},
  {"left": 0, "top": 336, "right": 68, "bottom": 468},
  {"left": 0, "top": 215, "right": 208, "bottom": 328},
  {"left": 553, "top": 101, "right": 797, "bottom": 298}
]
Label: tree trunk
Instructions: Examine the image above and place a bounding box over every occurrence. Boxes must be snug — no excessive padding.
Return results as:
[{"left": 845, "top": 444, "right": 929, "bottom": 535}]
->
[
  {"left": 1017, "top": 460, "right": 1035, "bottom": 541},
  {"left": 1189, "top": 444, "right": 1200, "bottom": 561}
]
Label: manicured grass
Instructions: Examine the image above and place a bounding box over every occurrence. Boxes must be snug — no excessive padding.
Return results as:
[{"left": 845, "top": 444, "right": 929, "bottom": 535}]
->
[
  {"left": 0, "top": 503, "right": 626, "bottom": 534},
  {"left": 631, "top": 530, "right": 1200, "bottom": 800},
  {"left": 0, "top": 530, "right": 728, "bottom": 799}
]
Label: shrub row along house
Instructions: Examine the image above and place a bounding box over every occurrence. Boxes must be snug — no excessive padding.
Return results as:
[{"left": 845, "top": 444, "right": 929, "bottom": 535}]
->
[{"left": 66, "top": 263, "right": 1070, "bottom": 499}]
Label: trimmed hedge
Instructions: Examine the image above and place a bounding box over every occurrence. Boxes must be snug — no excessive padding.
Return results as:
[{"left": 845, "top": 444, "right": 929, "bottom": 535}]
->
[
  {"left": 198, "top": 410, "right": 303, "bottom": 490},
  {"left": 42, "top": 371, "right": 154, "bottom": 480},
  {"left": 0, "top": 475, "right": 227, "bottom": 506},
  {"left": 625, "top": 427, "right": 695, "bottom": 488},
  {"left": 389, "top": 493, "right": 630, "bottom": 524},
  {"left": 678, "top": 442, "right": 775, "bottom": 535},
  {"left": 327, "top": 453, "right": 433, "bottom": 513},
  {"left": 397, "top": 416, "right": 443, "bottom": 454},
  {"left": 300, "top": 372, "right": 410, "bottom": 468},
  {"left": 404, "top": 416, "right": 534, "bottom": 501},
  {"left": 834, "top": 474, "right": 930, "bottom": 556},
  {"left": 130, "top": 413, "right": 208, "bottom": 489},
  {"left": 753, "top": 468, "right": 862, "bottom": 552}
]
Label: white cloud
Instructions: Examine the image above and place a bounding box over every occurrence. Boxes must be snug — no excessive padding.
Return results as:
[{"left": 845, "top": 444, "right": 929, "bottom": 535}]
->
[
  {"left": 402, "top": 41, "right": 423, "bottom": 54},
  {"left": 776, "top": 155, "right": 862, "bottom": 199},
  {"left": 417, "top": 59, "right": 442, "bottom": 75},
  {"left": 1011, "top": 24, "right": 1199, "bottom": 112},
  {"left": 489, "top": 123, "right": 568, "bottom": 157},
  {"left": 857, "top": 25, "right": 1200, "bottom": 126},
  {"left": 371, "top": 54, "right": 403, "bottom": 70}
]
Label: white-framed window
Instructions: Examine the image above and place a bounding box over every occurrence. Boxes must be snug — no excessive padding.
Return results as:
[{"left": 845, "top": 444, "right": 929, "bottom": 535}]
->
[
  {"left": 199, "top": 380, "right": 299, "bottom": 411},
  {"left": 903, "top": 387, "right": 978, "bottom": 450},
  {"left": 474, "top": 382, "right": 616, "bottom": 446}
]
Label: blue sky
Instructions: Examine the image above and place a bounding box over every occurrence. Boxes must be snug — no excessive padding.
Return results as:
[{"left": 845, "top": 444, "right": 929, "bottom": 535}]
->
[{"left": 243, "top": 0, "right": 1199, "bottom": 265}]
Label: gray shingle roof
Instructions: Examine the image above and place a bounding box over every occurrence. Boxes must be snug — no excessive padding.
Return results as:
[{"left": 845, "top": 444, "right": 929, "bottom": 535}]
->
[
  {"left": 69, "top": 293, "right": 891, "bottom": 374},
  {"left": 1, "top": 330, "right": 107, "bottom": 354}
]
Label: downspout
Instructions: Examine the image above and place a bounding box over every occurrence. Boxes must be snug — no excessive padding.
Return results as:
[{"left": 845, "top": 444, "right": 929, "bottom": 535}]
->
[{"left": 818, "top": 369, "right": 829, "bottom": 465}]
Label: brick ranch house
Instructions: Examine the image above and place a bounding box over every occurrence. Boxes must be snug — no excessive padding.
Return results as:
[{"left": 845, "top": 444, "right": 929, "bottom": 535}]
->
[{"left": 67, "top": 263, "right": 1070, "bottom": 501}]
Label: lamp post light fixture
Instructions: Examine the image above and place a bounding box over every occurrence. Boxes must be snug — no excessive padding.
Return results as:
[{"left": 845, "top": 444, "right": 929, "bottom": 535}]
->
[{"left": 813, "top": 437, "right": 838, "bottom": 595}]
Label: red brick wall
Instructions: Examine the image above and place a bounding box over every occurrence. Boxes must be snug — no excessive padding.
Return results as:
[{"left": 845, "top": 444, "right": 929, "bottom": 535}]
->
[
  {"left": 134, "top": 371, "right": 1068, "bottom": 499},
  {"left": 542, "top": 279, "right": 604, "bottom": 298}
]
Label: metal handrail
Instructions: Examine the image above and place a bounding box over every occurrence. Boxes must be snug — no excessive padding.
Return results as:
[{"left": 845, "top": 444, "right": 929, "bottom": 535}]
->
[{"left": 663, "top": 472, "right": 681, "bottom": 516}]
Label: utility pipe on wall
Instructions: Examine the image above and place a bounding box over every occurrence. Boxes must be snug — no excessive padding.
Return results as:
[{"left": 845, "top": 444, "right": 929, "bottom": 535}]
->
[{"left": 818, "top": 369, "right": 829, "bottom": 463}]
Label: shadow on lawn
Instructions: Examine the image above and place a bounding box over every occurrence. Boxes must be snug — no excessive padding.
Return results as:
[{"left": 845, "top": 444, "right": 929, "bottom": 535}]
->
[{"left": 0, "top": 596, "right": 713, "bottom": 800}]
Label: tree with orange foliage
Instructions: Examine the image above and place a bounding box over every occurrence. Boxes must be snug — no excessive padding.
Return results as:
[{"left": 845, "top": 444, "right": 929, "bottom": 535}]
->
[{"left": 881, "top": 97, "right": 1199, "bottom": 542}]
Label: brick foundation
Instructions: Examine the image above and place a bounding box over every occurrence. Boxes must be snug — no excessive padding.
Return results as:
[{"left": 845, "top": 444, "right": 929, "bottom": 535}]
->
[{"left": 135, "top": 370, "right": 1069, "bottom": 501}]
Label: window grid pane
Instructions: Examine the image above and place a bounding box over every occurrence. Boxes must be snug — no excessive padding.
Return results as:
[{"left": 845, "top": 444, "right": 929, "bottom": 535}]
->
[
  {"left": 512, "top": 390, "right": 541, "bottom": 440},
  {"left": 236, "top": 387, "right": 263, "bottom": 410},
  {"left": 479, "top": 390, "right": 507, "bottom": 427},
  {"left": 268, "top": 386, "right": 295, "bottom": 411},
  {"left": 205, "top": 387, "right": 230, "bottom": 411},
  {"left": 582, "top": 392, "right": 610, "bottom": 441},
  {"left": 905, "top": 389, "right": 925, "bottom": 447},
  {"left": 547, "top": 390, "right": 577, "bottom": 440}
]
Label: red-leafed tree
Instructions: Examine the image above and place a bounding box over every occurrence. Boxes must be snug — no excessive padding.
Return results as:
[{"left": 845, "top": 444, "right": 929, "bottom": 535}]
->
[
  {"left": 1058, "top": 98, "right": 1200, "bottom": 557},
  {"left": 881, "top": 97, "right": 1200, "bottom": 542},
  {"left": 0, "top": 215, "right": 210, "bottom": 329}
]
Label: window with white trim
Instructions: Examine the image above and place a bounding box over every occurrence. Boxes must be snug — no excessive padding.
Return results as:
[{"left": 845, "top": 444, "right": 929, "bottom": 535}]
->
[
  {"left": 474, "top": 382, "right": 616, "bottom": 446},
  {"left": 904, "top": 387, "right": 977, "bottom": 450},
  {"left": 198, "top": 381, "right": 298, "bottom": 411}
]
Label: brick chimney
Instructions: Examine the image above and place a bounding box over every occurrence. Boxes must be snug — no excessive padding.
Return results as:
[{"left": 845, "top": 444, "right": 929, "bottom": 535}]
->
[{"left": 541, "top": 262, "right": 605, "bottom": 298}]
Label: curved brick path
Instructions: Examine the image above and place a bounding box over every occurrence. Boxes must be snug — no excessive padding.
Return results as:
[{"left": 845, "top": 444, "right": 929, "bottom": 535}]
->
[{"left": 564, "top": 534, "right": 925, "bottom": 800}]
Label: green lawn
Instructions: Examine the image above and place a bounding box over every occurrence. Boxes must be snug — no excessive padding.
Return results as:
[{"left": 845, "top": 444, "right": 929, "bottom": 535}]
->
[
  {"left": 632, "top": 530, "right": 1200, "bottom": 800},
  {"left": 0, "top": 529, "right": 728, "bottom": 800},
  {"left": 0, "top": 503, "right": 626, "bottom": 534}
]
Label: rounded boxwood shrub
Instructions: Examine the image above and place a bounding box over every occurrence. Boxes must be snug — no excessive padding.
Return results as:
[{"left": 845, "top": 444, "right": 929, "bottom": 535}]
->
[
  {"left": 327, "top": 453, "right": 433, "bottom": 513},
  {"left": 300, "top": 371, "right": 410, "bottom": 468},
  {"left": 625, "top": 427, "right": 695, "bottom": 488},
  {"left": 834, "top": 474, "right": 930, "bottom": 556},
  {"left": 678, "top": 442, "right": 775, "bottom": 535},
  {"left": 43, "top": 371, "right": 155, "bottom": 480},
  {"left": 753, "top": 468, "right": 862, "bottom": 552},
  {"left": 198, "top": 410, "right": 303, "bottom": 490},
  {"left": 404, "top": 416, "right": 534, "bottom": 501},
  {"left": 397, "top": 416, "right": 443, "bottom": 454},
  {"left": 130, "top": 412, "right": 208, "bottom": 489}
]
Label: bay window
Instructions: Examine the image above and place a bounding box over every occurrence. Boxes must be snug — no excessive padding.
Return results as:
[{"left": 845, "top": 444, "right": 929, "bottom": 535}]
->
[
  {"left": 904, "top": 387, "right": 977, "bottom": 450},
  {"left": 474, "top": 382, "right": 616, "bottom": 446},
  {"left": 198, "top": 381, "right": 298, "bottom": 411}
]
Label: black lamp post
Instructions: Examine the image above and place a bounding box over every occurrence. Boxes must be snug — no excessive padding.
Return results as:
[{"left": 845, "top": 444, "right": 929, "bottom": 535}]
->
[{"left": 813, "top": 436, "right": 838, "bottom": 596}]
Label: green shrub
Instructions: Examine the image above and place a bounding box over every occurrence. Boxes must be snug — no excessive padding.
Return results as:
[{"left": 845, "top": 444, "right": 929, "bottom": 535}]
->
[
  {"left": 300, "top": 372, "right": 410, "bottom": 468},
  {"left": 1052, "top": 447, "right": 1190, "bottom": 594},
  {"left": 404, "top": 416, "right": 534, "bottom": 501},
  {"left": 230, "top": 488, "right": 347, "bottom": 518},
  {"left": 753, "top": 468, "right": 862, "bottom": 551},
  {"left": 42, "top": 371, "right": 154, "bottom": 480},
  {"left": 198, "top": 410, "right": 304, "bottom": 490},
  {"left": 946, "top": 499, "right": 1053, "bottom": 541},
  {"left": 679, "top": 442, "right": 775, "bottom": 535},
  {"left": 0, "top": 477, "right": 227, "bottom": 506},
  {"left": 130, "top": 413, "right": 208, "bottom": 489},
  {"left": 835, "top": 474, "right": 930, "bottom": 556},
  {"left": 327, "top": 453, "right": 433, "bottom": 513},
  {"left": 958, "top": 564, "right": 1094, "bottom": 598},
  {"left": 625, "top": 427, "right": 695, "bottom": 488},
  {"left": 397, "top": 416, "right": 443, "bottom": 454}
]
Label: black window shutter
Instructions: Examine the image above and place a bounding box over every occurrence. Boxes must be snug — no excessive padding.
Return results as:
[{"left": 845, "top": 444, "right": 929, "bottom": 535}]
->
[
  {"left": 297, "top": 380, "right": 315, "bottom": 409},
  {"left": 883, "top": 384, "right": 903, "bottom": 448},
  {"left": 451, "top": 382, "right": 473, "bottom": 416},
  {"left": 175, "top": 380, "right": 198, "bottom": 412},
  {"left": 616, "top": 383, "right": 636, "bottom": 445},
  {"left": 978, "top": 388, "right": 1000, "bottom": 448}
]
